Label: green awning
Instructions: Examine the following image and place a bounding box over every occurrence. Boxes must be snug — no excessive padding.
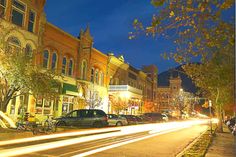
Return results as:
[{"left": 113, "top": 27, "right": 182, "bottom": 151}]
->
[{"left": 62, "top": 83, "right": 78, "bottom": 94}]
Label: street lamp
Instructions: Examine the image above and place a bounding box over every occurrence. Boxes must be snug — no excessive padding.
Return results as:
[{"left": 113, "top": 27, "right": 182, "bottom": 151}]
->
[{"left": 209, "top": 100, "right": 212, "bottom": 135}]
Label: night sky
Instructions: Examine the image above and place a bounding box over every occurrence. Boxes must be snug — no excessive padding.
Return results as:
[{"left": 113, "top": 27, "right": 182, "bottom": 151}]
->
[{"left": 44, "top": 0, "right": 179, "bottom": 73}]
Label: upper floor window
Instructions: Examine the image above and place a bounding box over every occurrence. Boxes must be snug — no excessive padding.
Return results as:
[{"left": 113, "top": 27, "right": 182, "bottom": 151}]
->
[
  {"left": 99, "top": 72, "right": 104, "bottom": 86},
  {"left": 28, "top": 10, "right": 35, "bottom": 32},
  {"left": 25, "top": 44, "right": 32, "bottom": 57},
  {"left": 0, "top": 0, "right": 6, "bottom": 18},
  {"left": 90, "top": 68, "right": 94, "bottom": 83},
  {"left": 11, "top": 0, "right": 25, "bottom": 27},
  {"left": 68, "top": 59, "right": 73, "bottom": 76},
  {"left": 51, "top": 52, "right": 57, "bottom": 70},
  {"left": 81, "top": 60, "right": 87, "bottom": 80},
  {"left": 95, "top": 70, "right": 99, "bottom": 84},
  {"left": 62, "top": 57, "right": 67, "bottom": 75},
  {"left": 43, "top": 50, "right": 49, "bottom": 68}
]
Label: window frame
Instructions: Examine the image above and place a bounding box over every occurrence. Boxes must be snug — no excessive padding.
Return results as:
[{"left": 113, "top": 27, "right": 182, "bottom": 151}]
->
[
  {"left": 95, "top": 69, "right": 99, "bottom": 84},
  {"left": 62, "top": 56, "right": 67, "bottom": 75},
  {"left": 51, "top": 52, "right": 57, "bottom": 70},
  {"left": 90, "top": 67, "right": 94, "bottom": 83},
  {"left": 42, "top": 50, "right": 49, "bottom": 69},
  {"left": 28, "top": 9, "right": 36, "bottom": 33},
  {"left": 68, "top": 58, "right": 73, "bottom": 76},
  {"left": 99, "top": 72, "right": 104, "bottom": 86},
  {"left": 11, "top": 0, "right": 26, "bottom": 27},
  {"left": 25, "top": 44, "right": 32, "bottom": 57},
  {"left": 0, "top": 0, "right": 6, "bottom": 18}
]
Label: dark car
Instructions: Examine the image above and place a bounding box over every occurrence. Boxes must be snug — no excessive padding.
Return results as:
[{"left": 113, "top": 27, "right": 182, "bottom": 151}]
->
[
  {"left": 55, "top": 109, "right": 108, "bottom": 127},
  {"left": 143, "top": 112, "right": 167, "bottom": 123},
  {"left": 119, "top": 115, "right": 138, "bottom": 125}
]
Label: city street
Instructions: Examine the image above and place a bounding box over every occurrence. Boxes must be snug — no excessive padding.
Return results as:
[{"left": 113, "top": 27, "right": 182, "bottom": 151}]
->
[{"left": 0, "top": 120, "right": 208, "bottom": 157}]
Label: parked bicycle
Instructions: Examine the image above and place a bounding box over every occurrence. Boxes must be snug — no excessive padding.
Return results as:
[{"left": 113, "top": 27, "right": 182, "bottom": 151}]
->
[
  {"left": 33, "top": 115, "right": 57, "bottom": 134},
  {"left": 16, "top": 113, "right": 38, "bottom": 134}
]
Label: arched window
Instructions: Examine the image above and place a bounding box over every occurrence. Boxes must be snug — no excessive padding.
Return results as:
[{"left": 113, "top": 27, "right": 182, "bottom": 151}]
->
[
  {"left": 99, "top": 72, "right": 104, "bottom": 86},
  {"left": 43, "top": 50, "right": 49, "bottom": 68},
  {"left": 68, "top": 59, "right": 73, "bottom": 76},
  {"left": 25, "top": 44, "right": 32, "bottom": 57},
  {"left": 51, "top": 52, "right": 57, "bottom": 70},
  {"left": 95, "top": 69, "right": 99, "bottom": 84},
  {"left": 114, "top": 78, "right": 119, "bottom": 85},
  {"left": 109, "top": 77, "right": 113, "bottom": 85},
  {"left": 62, "top": 57, "right": 67, "bottom": 75},
  {"left": 7, "top": 36, "right": 21, "bottom": 53},
  {"left": 81, "top": 60, "right": 87, "bottom": 80},
  {"left": 90, "top": 68, "right": 94, "bottom": 83}
]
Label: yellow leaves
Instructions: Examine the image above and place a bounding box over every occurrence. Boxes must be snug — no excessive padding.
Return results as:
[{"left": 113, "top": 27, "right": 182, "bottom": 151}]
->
[
  {"left": 151, "top": 0, "right": 165, "bottom": 7},
  {"left": 221, "top": 0, "right": 234, "bottom": 9},
  {"left": 169, "top": 11, "right": 175, "bottom": 17}
]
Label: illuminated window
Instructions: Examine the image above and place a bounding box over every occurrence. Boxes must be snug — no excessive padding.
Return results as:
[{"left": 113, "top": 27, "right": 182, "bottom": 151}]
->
[
  {"left": 51, "top": 52, "right": 57, "bottom": 70},
  {"left": 68, "top": 59, "right": 73, "bottom": 76},
  {"left": 25, "top": 44, "right": 32, "bottom": 57},
  {"left": 95, "top": 69, "right": 99, "bottom": 84},
  {"left": 11, "top": 0, "right": 25, "bottom": 27},
  {"left": 43, "top": 50, "right": 49, "bottom": 68},
  {"left": 0, "top": 0, "right": 6, "bottom": 18},
  {"left": 28, "top": 10, "right": 35, "bottom": 32},
  {"left": 90, "top": 68, "right": 94, "bottom": 83},
  {"left": 99, "top": 72, "right": 104, "bottom": 86},
  {"left": 62, "top": 57, "right": 67, "bottom": 75}
]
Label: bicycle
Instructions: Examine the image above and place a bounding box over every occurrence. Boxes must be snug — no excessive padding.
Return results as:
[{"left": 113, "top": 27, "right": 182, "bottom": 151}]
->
[
  {"left": 16, "top": 121, "right": 38, "bottom": 134},
  {"left": 33, "top": 115, "right": 57, "bottom": 134}
]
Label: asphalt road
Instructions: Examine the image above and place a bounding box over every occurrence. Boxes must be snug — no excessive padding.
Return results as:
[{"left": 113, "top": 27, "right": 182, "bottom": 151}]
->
[{"left": 0, "top": 123, "right": 208, "bottom": 157}]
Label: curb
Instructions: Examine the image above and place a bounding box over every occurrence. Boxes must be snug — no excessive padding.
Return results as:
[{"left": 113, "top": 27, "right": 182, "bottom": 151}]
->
[{"left": 176, "top": 128, "right": 209, "bottom": 157}]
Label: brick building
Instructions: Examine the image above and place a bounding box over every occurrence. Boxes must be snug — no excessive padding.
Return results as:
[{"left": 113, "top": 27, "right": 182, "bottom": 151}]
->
[{"left": 0, "top": 0, "right": 160, "bottom": 121}]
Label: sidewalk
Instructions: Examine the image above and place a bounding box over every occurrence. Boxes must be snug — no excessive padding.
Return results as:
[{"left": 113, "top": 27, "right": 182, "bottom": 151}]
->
[{"left": 205, "top": 125, "right": 236, "bottom": 157}]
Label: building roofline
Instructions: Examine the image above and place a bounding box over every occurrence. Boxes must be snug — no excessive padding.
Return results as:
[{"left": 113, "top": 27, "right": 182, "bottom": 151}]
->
[{"left": 46, "top": 22, "right": 80, "bottom": 42}]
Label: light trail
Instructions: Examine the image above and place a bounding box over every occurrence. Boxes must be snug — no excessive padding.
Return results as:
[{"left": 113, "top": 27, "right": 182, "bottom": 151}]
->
[
  {"left": 72, "top": 126, "right": 208, "bottom": 157},
  {"left": 0, "top": 127, "right": 121, "bottom": 146},
  {"left": 0, "top": 119, "right": 210, "bottom": 157}
]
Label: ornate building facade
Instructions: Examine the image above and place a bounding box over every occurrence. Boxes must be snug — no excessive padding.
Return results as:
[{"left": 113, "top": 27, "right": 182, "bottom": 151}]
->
[
  {"left": 0, "top": 0, "right": 159, "bottom": 121},
  {"left": 157, "top": 76, "right": 182, "bottom": 116}
]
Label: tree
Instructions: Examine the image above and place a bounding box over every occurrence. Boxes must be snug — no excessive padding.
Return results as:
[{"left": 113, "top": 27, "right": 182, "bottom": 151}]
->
[
  {"left": 85, "top": 90, "right": 103, "bottom": 109},
  {"left": 0, "top": 43, "right": 61, "bottom": 113},
  {"left": 131, "top": 0, "right": 235, "bottom": 132},
  {"left": 109, "top": 94, "right": 129, "bottom": 114}
]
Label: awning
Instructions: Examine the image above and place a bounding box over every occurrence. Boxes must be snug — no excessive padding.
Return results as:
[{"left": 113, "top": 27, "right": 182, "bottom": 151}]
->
[{"left": 62, "top": 83, "right": 79, "bottom": 96}]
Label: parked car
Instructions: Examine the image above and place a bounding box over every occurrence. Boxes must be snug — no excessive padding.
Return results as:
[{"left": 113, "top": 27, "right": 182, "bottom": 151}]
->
[
  {"left": 55, "top": 109, "right": 108, "bottom": 128},
  {"left": 143, "top": 112, "right": 168, "bottom": 123},
  {"left": 133, "top": 115, "right": 144, "bottom": 124},
  {"left": 119, "top": 115, "right": 138, "bottom": 125},
  {"left": 107, "top": 114, "right": 128, "bottom": 126}
]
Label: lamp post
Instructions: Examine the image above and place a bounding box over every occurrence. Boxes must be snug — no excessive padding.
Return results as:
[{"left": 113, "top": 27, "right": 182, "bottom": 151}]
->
[{"left": 209, "top": 100, "right": 212, "bottom": 135}]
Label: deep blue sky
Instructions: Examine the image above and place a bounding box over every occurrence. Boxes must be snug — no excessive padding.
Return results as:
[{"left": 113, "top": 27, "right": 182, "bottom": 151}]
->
[{"left": 44, "top": 0, "right": 179, "bottom": 73}]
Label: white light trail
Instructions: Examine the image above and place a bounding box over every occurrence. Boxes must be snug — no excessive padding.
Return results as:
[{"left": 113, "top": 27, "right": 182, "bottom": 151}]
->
[{"left": 0, "top": 119, "right": 210, "bottom": 157}]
